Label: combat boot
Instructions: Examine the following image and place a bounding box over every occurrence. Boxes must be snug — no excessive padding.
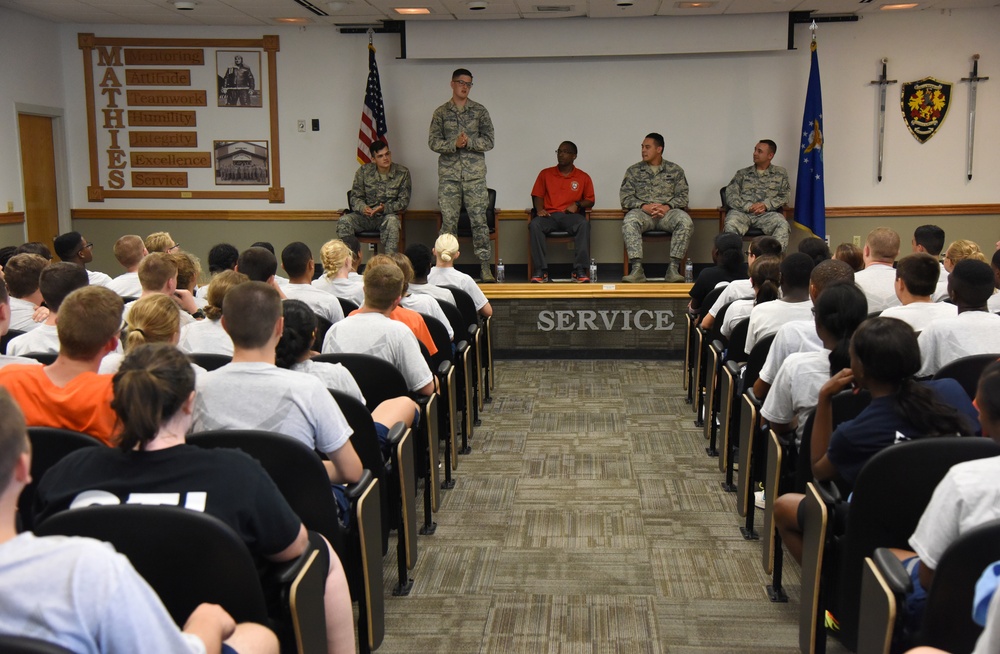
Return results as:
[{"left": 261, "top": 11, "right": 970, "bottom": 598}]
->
[
  {"left": 663, "top": 262, "right": 685, "bottom": 283},
  {"left": 621, "top": 262, "right": 646, "bottom": 283},
  {"left": 480, "top": 263, "right": 496, "bottom": 283}
]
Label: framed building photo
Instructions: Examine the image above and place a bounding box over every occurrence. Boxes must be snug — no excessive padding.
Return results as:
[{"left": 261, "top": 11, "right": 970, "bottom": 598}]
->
[
  {"left": 216, "top": 50, "right": 262, "bottom": 107},
  {"left": 214, "top": 140, "right": 269, "bottom": 185}
]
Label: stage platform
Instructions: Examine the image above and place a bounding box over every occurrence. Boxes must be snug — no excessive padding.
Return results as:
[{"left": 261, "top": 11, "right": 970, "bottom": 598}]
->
[{"left": 481, "top": 281, "right": 691, "bottom": 360}]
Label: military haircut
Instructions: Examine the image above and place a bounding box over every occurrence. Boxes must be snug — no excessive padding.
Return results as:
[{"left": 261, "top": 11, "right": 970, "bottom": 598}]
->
[
  {"left": 0, "top": 246, "right": 16, "bottom": 268},
  {"left": 866, "top": 227, "right": 901, "bottom": 261},
  {"left": 798, "top": 236, "right": 831, "bottom": 266},
  {"left": 949, "top": 259, "right": 996, "bottom": 307},
  {"left": 645, "top": 132, "right": 665, "bottom": 149},
  {"left": 39, "top": 262, "right": 89, "bottom": 312},
  {"left": 452, "top": 68, "right": 473, "bottom": 80},
  {"left": 811, "top": 259, "right": 855, "bottom": 294},
  {"left": 113, "top": 235, "right": 145, "bottom": 268},
  {"left": 759, "top": 139, "right": 777, "bottom": 155},
  {"left": 895, "top": 253, "right": 940, "bottom": 297},
  {"left": 405, "top": 243, "right": 434, "bottom": 278},
  {"left": 3, "top": 254, "right": 48, "bottom": 298},
  {"left": 57, "top": 286, "right": 124, "bottom": 360},
  {"left": 237, "top": 246, "right": 278, "bottom": 282},
  {"left": 207, "top": 243, "right": 239, "bottom": 274},
  {"left": 560, "top": 140, "right": 578, "bottom": 155},
  {"left": 913, "top": 224, "right": 945, "bottom": 256},
  {"left": 138, "top": 252, "right": 178, "bottom": 292},
  {"left": 369, "top": 140, "right": 388, "bottom": 157},
  {"left": 250, "top": 241, "right": 276, "bottom": 255},
  {"left": 53, "top": 231, "right": 84, "bottom": 262},
  {"left": 222, "top": 281, "right": 282, "bottom": 349},
  {"left": 15, "top": 242, "right": 51, "bottom": 260},
  {"left": 281, "top": 241, "right": 313, "bottom": 278},
  {"left": 780, "top": 252, "right": 815, "bottom": 291},
  {"left": 749, "top": 235, "right": 783, "bottom": 258},
  {"left": 363, "top": 262, "right": 404, "bottom": 312},
  {"left": 0, "top": 388, "right": 28, "bottom": 489}
]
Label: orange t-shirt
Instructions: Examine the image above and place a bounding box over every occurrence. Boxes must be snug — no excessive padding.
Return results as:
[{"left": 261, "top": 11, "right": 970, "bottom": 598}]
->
[
  {"left": 349, "top": 307, "right": 438, "bottom": 356},
  {"left": 0, "top": 364, "right": 117, "bottom": 446},
  {"left": 531, "top": 165, "right": 596, "bottom": 214}
]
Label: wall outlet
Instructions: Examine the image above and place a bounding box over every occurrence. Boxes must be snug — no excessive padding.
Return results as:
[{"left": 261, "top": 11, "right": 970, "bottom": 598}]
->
[
  {"left": 5, "top": 201, "right": 12, "bottom": 213},
  {"left": 368, "top": 243, "right": 375, "bottom": 251},
  {"left": 296, "top": 120, "right": 306, "bottom": 133},
  {"left": 853, "top": 235, "right": 861, "bottom": 247}
]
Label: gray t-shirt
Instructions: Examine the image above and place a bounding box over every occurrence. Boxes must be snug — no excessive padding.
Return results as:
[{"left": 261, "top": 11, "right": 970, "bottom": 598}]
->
[
  {"left": 291, "top": 359, "right": 366, "bottom": 405},
  {"left": 321, "top": 312, "right": 433, "bottom": 393}
]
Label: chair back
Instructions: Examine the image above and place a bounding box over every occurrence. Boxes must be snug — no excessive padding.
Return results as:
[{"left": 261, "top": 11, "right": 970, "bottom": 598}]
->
[
  {"left": 436, "top": 300, "right": 468, "bottom": 349},
  {"left": 19, "top": 428, "right": 101, "bottom": 531},
  {"left": 442, "top": 286, "right": 480, "bottom": 335},
  {"left": 794, "top": 390, "right": 871, "bottom": 494},
  {"left": 312, "top": 352, "right": 410, "bottom": 410},
  {"left": 0, "top": 636, "right": 74, "bottom": 654},
  {"left": 724, "top": 319, "right": 750, "bottom": 363},
  {"left": 698, "top": 286, "right": 727, "bottom": 322},
  {"left": 709, "top": 301, "right": 734, "bottom": 347},
  {"left": 458, "top": 188, "right": 497, "bottom": 234},
  {"left": 1, "top": 329, "right": 25, "bottom": 355},
  {"left": 337, "top": 297, "right": 360, "bottom": 316},
  {"left": 419, "top": 314, "right": 454, "bottom": 371},
  {"left": 186, "top": 352, "right": 231, "bottom": 371},
  {"left": 742, "top": 333, "right": 775, "bottom": 390},
  {"left": 933, "top": 353, "right": 1000, "bottom": 400},
  {"left": 313, "top": 315, "right": 333, "bottom": 352},
  {"left": 34, "top": 504, "right": 269, "bottom": 625},
  {"left": 24, "top": 352, "right": 57, "bottom": 365}
]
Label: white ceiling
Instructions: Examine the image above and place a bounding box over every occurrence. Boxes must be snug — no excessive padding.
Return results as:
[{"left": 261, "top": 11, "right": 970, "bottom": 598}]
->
[{"left": 0, "top": 0, "right": 996, "bottom": 26}]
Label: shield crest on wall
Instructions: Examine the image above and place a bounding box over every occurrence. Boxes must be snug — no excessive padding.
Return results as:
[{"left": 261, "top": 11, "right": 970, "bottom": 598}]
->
[{"left": 901, "top": 77, "right": 952, "bottom": 143}]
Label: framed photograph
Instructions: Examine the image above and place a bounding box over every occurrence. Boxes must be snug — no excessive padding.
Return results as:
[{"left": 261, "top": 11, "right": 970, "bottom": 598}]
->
[
  {"left": 216, "top": 50, "right": 262, "bottom": 107},
  {"left": 214, "top": 140, "right": 269, "bottom": 185}
]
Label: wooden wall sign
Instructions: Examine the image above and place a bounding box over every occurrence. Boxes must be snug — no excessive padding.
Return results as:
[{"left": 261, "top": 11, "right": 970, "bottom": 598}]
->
[{"left": 79, "top": 33, "right": 283, "bottom": 203}]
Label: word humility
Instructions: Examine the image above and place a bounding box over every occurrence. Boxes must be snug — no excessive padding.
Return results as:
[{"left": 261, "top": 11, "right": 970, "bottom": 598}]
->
[{"left": 536, "top": 309, "right": 676, "bottom": 332}]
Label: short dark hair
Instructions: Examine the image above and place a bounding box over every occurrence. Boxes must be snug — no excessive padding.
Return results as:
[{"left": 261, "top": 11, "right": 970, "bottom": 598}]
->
[
  {"left": 949, "top": 259, "right": 996, "bottom": 307},
  {"left": 237, "top": 246, "right": 278, "bottom": 282},
  {"left": 0, "top": 246, "right": 17, "bottom": 268},
  {"left": 798, "top": 236, "right": 831, "bottom": 266},
  {"left": 207, "top": 243, "right": 239, "bottom": 274},
  {"left": 895, "top": 253, "right": 940, "bottom": 297},
  {"left": 250, "top": 241, "right": 275, "bottom": 254},
  {"left": 15, "top": 242, "right": 51, "bottom": 260},
  {"left": 811, "top": 259, "right": 855, "bottom": 294},
  {"left": 222, "top": 281, "right": 281, "bottom": 349},
  {"left": 369, "top": 140, "right": 388, "bottom": 157},
  {"left": 281, "top": 241, "right": 312, "bottom": 278},
  {"left": 780, "top": 252, "right": 815, "bottom": 291},
  {"left": 913, "top": 225, "right": 946, "bottom": 256},
  {"left": 342, "top": 235, "right": 361, "bottom": 257},
  {"left": 452, "top": 68, "right": 473, "bottom": 80},
  {"left": 749, "top": 236, "right": 783, "bottom": 258},
  {"left": 39, "top": 262, "right": 89, "bottom": 312},
  {"left": 759, "top": 139, "right": 777, "bottom": 155},
  {"left": 53, "top": 232, "right": 84, "bottom": 262},
  {"left": 992, "top": 248, "right": 1000, "bottom": 272},
  {"left": 559, "top": 140, "right": 578, "bottom": 155},
  {"left": 405, "top": 243, "right": 434, "bottom": 279},
  {"left": 644, "top": 133, "right": 665, "bottom": 149},
  {"left": 0, "top": 388, "right": 28, "bottom": 489},
  {"left": 714, "top": 232, "right": 744, "bottom": 274},
  {"left": 977, "top": 360, "right": 1000, "bottom": 436},
  {"left": 3, "top": 254, "right": 48, "bottom": 298}
]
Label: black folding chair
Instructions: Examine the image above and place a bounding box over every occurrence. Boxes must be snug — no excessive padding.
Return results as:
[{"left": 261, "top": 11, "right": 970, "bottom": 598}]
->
[{"left": 18, "top": 427, "right": 101, "bottom": 532}]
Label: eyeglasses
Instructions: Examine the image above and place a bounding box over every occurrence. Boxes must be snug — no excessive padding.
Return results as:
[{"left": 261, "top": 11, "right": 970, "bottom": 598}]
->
[
  {"left": 452, "top": 80, "right": 473, "bottom": 88},
  {"left": 83, "top": 242, "right": 94, "bottom": 250},
  {"left": 168, "top": 243, "right": 181, "bottom": 252}
]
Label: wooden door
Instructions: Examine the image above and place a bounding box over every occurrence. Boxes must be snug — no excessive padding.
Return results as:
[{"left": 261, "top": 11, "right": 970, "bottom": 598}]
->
[{"left": 18, "top": 114, "right": 60, "bottom": 246}]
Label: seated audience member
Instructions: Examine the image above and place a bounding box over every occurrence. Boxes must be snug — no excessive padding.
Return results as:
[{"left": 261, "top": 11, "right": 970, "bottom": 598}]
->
[
  {"left": 745, "top": 252, "right": 815, "bottom": 354},
  {"left": 196, "top": 242, "right": 239, "bottom": 300},
  {"left": 322, "top": 262, "right": 435, "bottom": 397},
  {"left": 0, "top": 279, "right": 39, "bottom": 369},
  {"left": 106, "top": 234, "right": 146, "bottom": 298},
  {"left": 404, "top": 243, "right": 455, "bottom": 306},
  {"left": 918, "top": 259, "right": 1000, "bottom": 376},
  {"left": 720, "top": 255, "right": 780, "bottom": 339},
  {"left": 250, "top": 242, "right": 289, "bottom": 285},
  {"left": 360, "top": 256, "right": 436, "bottom": 356},
  {"left": 753, "top": 259, "right": 860, "bottom": 401},
  {"left": 53, "top": 231, "right": 112, "bottom": 287},
  {"left": 0, "top": 247, "right": 15, "bottom": 270},
  {"left": 280, "top": 242, "right": 344, "bottom": 324},
  {"left": 342, "top": 236, "right": 363, "bottom": 279},
  {"left": 5, "top": 262, "right": 88, "bottom": 357},
  {"left": 688, "top": 232, "right": 745, "bottom": 314},
  {"left": 14, "top": 241, "right": 52, "bottom": 260},
  {"left": 3, "top": 253, "right": 49, "bottom": 332},
  {"left": 881, "top": 253, "right": 957, "bottom": 332},
  {"left": 389, "top": 252, "right": 453, "bottom": 340},
  {"left": 0, "top": 389, "right": 277, "bottom": 654},
  {"left": 171, "top": 251, "right": 205, "bottom": 309},
  {"left": 943, "top": 239, "right": 987, "bottom": 274},
  {"left": 798, "top": 236, "right": 831, "bottom": 267},
  {"left": 834, "top": 242, "right": 864, "bottom": 272},
  {"left": 130, "top": 252, "right": 199, "bottom": 326},
  {"left": 0, "top": 286, "right": 123, "bottom": 445},
  {"left": 191, "top": 282, "right": 362, "bottom": 485},
  {"left": 911, "top": 224, "right": 949, "bottom": 301},
  {"left": 99, "top": 294, "right": 206, "bottom": 378},
  {"left": 312, "top": 239, "right": 365, "bottom": 307},
  {"left": 701, "top": 235, "right": 783, "bottom": 331},
  {"left": 276, "top": 300, "right": 416, "bottom": 450},
  {"left": 892, "top": 360, "right": 1000, "bottom": 637},
  {"left": 773, "top": 317, "right": 978, "bottom": 564},
  {"left": 178, "top": 270, "right": 247, "bottom": 356},
  {"left": 143, "top": 231, "right": 179, "bottom": 254},
  {"left": 990, "top": 248, "right": 1000, "bottom": 313},
  {"left": 761, "top": 282, "right": 868, "bottom": 444},
  {"left": 855, "top": 227, "right": 902, "bottom": 312},
  {"left": 427, "top": 233, "right": 493, "bottom": 318}
]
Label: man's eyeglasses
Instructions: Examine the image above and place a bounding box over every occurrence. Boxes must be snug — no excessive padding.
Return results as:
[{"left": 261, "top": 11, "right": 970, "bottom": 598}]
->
[
  {"left": 168, "top": 243, "right": 181, "bottom": 253},
  {"left": 83, "top": 242, "right": 94, "bottom": 250},
  {"left": 452, "top": 80, "right": 473, "bottom": 88}
]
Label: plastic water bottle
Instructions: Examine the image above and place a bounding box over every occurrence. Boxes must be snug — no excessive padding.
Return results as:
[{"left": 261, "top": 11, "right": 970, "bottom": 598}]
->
[
  {"left": 684, "top": 260, "right": 694, "bottom": 283},
  {"left": 496, "top": 259, "right": 505, "bottom": 283},
  {"left": 589, "top": 258, "right": 598, "bottom": 282}
]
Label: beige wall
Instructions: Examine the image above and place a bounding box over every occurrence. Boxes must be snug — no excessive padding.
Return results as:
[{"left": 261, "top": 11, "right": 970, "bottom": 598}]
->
[{"left": 0, "top": 223, "right": 26, "bottom": 248}]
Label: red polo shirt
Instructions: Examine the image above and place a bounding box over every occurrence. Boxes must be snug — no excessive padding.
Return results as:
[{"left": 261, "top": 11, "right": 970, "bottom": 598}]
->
[{"left": 531, "top": 166, "right": 596, "bottom": 214}]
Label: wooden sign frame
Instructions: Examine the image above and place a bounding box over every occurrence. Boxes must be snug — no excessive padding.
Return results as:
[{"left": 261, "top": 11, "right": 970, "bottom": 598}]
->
[{"left": 78, "top": 33, "right": 284, "bottom": 203}]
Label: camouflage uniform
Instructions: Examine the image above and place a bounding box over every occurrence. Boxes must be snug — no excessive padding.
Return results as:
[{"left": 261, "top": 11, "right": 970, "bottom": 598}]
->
[
  {"left": 620, "top": 160, "right": 693, "bottom": 261},
  {"left": 337, "top": 162, "right": 411, "bottom": 253},
  {"left": 723, "top": 164, "right": 791, "bottom": 248},
  {"left": 429, "top": 99, "right": 495, "bottom": 262}
]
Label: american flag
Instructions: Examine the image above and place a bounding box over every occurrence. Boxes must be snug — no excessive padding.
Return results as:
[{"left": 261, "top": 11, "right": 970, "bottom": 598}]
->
[{"left": 357, "top": 43, "right": 387, "bottom": 164}]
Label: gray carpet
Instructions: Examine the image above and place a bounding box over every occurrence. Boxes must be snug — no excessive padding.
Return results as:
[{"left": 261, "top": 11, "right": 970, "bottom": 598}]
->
[{"left": 374, "top": 360, "right": 850, "bottom": 653}]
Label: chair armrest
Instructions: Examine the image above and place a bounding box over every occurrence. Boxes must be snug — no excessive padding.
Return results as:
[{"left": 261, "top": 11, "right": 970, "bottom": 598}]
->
[
  {"left": 467, "top": 324, "right": 479, "bottom": 339},
  {"left": 725, "top": 360, "right": 744, "bottom": 376},
  {"left": 267, "top": 532, "right": 324, "bottom": 586},
  {"left": 343, "top": 468, "right": 374, "bottom": 502},
  {"left": 437, "top": 360, "right": 453, "bottom": 378},
  {"left": 873, "top": 547, "right": 913, "bottom": 595},
  {"left": 386, "top": 422, "right": 406, "bottom": 446},
  {"left": 813, "top": 478, "right": 842, "bottom": 505}
]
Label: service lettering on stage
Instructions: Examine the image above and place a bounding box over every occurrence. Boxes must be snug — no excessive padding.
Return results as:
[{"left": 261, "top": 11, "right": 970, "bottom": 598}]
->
[
  {"left": 131, "top": 152, "right": 211, "bottom": 168},
  {"left": 127, "top": 110, "right": 197, "bottom": 127},
  {"left": 125, "top": 69, "right": 192, "bottom": 86},
  {"left": 124, "top": 49, "right": 205, "bottom": 66},
  {"left": 536, "top": 309, "right": 675, "bottom": 332},
  {"left": 132, "top": 172, "right": 189, "bottom": 188}
]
